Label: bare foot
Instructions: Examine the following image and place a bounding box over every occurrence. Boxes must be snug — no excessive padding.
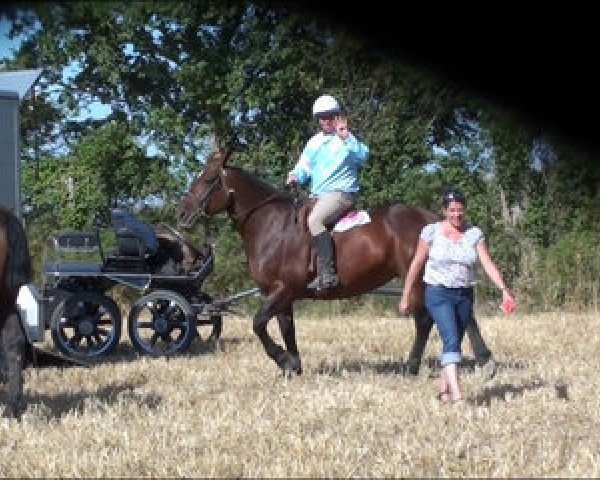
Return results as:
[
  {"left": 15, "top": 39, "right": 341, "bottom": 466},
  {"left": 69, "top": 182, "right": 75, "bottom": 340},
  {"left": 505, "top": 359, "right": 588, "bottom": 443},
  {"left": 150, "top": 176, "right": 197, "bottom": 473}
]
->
[{"left": 436, "top": 391, "right": 450, "bottom": 404}]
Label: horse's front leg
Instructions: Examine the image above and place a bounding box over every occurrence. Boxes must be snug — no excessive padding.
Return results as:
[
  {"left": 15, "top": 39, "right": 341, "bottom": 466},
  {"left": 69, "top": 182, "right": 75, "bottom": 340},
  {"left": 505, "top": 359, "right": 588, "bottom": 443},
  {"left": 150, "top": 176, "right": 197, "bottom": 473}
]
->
[
  {"left": 252, "top": 285, "right": 299, "bottom": 376},
  {"left": 276, "top": 305, "right": 301, "bottom": 376},
  {"left": 1, "top": 303, "right": 26, "bottom": 420}
]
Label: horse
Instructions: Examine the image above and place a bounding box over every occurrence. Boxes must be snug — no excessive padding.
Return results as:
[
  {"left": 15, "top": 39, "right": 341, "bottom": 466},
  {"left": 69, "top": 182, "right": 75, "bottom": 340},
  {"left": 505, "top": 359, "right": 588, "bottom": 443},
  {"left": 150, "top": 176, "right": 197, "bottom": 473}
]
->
[
  {"left": 0, "top": 205, "right": 33, "bottom": 420},
  {"left": 176, "top": 148, "right": 494, "bottom": 377}
]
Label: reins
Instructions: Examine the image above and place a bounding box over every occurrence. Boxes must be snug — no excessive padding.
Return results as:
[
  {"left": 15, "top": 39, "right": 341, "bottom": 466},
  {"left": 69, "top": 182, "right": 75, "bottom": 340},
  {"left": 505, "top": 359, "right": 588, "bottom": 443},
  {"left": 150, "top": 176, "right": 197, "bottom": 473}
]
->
[
  {"left": 232, "top": 183, "right": 306, "bottom": 230},
  {"left": 235, "top": 193, "right": 286, "bottom": 229}
]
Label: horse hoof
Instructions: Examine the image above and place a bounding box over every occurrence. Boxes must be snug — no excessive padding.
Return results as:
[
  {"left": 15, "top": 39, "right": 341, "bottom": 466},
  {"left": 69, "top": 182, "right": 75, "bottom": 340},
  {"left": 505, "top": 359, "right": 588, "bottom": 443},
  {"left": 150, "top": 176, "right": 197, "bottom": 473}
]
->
[
  {"left": 2, "top": 405, "right": 24, "bottom": 421},
  {"left": 480, "top": 358, "right": 497, "bottom": 380},
  {"left": 406, "top": 361, "right": 420, "bottom": 376},
  {"left": 278, "top": 353, "right": 302, "bottom": 377},
  {"left": 289, "top": 355, "right": 302, "bottom": 375}
]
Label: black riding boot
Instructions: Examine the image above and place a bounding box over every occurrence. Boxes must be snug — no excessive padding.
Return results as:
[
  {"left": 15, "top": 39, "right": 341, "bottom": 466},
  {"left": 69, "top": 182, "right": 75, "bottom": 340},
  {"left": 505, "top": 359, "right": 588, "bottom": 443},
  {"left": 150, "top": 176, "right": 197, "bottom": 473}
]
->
[{"left": 307, "top": 231, "right": 339, "bottom": 290}]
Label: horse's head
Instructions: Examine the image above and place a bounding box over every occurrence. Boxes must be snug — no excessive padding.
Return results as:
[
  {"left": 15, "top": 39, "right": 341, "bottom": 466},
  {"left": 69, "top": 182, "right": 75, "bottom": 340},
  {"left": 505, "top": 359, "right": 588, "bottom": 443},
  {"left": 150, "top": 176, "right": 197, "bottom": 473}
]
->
[{"left": 177, "top": 148, "right": 234, "bottom": 228}]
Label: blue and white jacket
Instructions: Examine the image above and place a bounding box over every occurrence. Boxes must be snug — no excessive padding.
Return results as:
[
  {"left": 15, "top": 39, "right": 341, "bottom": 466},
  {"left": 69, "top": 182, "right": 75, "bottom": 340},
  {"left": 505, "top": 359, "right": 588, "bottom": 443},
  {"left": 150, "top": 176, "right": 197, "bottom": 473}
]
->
[{"left": 289, "top": 131, "right": 369, "bottom": 195}]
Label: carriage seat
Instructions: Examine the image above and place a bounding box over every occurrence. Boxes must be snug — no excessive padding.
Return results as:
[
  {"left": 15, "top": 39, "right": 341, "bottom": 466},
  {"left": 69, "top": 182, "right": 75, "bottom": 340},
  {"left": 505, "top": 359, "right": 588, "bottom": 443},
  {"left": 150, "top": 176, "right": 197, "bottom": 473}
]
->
[
  {"left": 110, "top": 208, "right": 159, "bottom": 257},
  {"left": 102, "top": 209, "right": 160, "bottom": 272},
  {"left": 49, "top": 231, "right": 101, "bottom": 253}
]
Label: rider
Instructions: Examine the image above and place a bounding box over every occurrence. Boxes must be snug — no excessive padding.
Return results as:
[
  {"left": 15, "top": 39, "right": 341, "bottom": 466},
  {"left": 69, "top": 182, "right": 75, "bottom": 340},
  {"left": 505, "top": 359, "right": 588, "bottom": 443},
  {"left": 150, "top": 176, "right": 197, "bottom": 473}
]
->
[{"left": 286, "top": 94, "right": 370, "bottom": 290}]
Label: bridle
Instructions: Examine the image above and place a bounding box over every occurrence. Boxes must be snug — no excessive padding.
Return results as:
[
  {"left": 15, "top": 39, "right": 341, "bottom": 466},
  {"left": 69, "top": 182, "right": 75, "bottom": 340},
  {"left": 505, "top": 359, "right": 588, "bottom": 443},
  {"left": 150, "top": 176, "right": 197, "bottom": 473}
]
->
[
  {"left": 184, "top": 167, "right": 289, "bottom": 230},
  {"left": 194, "top": 173, "right": 224, "bottom": 216},
  {"left": 179, "top": 171, "right": 226, "bottom": 227}
]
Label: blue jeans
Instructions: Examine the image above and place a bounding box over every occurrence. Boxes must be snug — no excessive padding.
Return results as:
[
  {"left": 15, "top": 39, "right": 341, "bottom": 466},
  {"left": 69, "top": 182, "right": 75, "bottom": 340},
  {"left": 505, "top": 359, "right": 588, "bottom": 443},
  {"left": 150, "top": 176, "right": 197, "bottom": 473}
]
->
[{"left": 424, "top": 284, "right": 475, "bottom": 367}]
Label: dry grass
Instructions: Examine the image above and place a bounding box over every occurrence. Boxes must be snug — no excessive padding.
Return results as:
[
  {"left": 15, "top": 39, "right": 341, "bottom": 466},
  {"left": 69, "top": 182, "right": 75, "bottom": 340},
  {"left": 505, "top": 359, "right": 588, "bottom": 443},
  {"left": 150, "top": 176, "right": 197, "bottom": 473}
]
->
[{"left": 2, "top": 309, "right": 600, "bottom": 477}]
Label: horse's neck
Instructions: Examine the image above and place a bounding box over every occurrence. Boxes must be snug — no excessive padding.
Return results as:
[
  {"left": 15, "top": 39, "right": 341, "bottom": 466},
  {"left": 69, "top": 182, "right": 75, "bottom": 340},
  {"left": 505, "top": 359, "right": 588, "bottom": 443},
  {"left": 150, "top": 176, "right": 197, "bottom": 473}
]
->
[{"left": 226, "top": 170, "right": 284, "bottom": 224}]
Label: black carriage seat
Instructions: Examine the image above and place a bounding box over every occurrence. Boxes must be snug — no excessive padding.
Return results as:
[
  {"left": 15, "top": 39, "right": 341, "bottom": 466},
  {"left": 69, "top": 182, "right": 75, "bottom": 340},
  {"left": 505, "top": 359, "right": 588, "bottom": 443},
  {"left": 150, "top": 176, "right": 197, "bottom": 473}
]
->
[
  {"left": 49, "top": 230, "right": 101, "bottom": 252},
  {"left": 44, "top": 231, "right": 103, "bottom": 276},
  {"left": 103, "top": 209, "right": 160, "bottom": 272}
]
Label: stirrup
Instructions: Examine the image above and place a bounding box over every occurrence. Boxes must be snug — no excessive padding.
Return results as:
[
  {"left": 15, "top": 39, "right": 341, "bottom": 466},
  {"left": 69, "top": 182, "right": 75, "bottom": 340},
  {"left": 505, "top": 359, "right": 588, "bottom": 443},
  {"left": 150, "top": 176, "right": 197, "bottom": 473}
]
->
[{"left": 307, "top": 272, "right": 339, "bottom": 290}]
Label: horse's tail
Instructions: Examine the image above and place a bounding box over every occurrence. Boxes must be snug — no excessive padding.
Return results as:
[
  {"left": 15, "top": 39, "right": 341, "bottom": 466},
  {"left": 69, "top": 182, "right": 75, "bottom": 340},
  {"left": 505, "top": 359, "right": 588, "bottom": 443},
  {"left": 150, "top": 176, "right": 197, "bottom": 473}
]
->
[{"left": 0, "top": 208, "right": 33, "bottom": 290}]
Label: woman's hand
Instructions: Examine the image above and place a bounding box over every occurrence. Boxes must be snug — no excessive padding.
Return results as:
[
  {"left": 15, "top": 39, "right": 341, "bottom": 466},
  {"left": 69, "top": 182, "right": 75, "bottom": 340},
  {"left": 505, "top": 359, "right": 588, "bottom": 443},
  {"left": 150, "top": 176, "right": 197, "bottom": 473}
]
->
[
  {"left": 398, "top": 294, "right": 410, "bottom": 314},
  {"left": 500, "top": 288, "right": 516, "bottom": 313}
]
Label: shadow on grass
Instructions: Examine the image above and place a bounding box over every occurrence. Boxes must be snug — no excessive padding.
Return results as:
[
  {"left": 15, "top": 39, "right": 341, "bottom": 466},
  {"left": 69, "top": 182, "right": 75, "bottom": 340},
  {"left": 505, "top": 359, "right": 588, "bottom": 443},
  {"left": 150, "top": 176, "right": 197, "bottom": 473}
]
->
[
  {"left": 470, "top": 377, "right": 549, "bottom": 406},
  {"left": 28, "top": 334, "right": 255, "bottom": 369},
  {"left": 22, "top": 380, "right": 163, "bottom": 420},
  {"left": 313, "top": 354, "right": 530, "bottom": 378}
]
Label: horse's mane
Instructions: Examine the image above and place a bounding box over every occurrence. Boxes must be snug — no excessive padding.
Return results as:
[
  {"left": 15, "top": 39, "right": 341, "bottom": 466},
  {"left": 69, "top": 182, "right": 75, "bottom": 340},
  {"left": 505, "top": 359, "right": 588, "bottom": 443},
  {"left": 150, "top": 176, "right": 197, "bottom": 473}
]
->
[{"left": 226, "top": 165, "right": 293, "bottom": 201}]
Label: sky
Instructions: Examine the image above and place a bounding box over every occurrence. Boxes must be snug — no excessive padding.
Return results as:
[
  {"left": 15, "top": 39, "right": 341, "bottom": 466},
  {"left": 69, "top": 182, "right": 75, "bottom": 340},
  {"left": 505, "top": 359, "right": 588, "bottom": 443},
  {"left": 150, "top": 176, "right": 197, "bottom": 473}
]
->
[
  {"left": 0, "top": 17, "right": 21, "bottom": 59},
  {"left": 0, "top": 16, "right": 111, "bottom": 120}
]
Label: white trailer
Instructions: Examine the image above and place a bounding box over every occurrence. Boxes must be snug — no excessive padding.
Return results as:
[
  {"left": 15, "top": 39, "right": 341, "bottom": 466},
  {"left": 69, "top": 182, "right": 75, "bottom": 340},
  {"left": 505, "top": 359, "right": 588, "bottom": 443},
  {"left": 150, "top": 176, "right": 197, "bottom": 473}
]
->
[{"left": 0, "top": 69, "right": 47, "bottom": 343}]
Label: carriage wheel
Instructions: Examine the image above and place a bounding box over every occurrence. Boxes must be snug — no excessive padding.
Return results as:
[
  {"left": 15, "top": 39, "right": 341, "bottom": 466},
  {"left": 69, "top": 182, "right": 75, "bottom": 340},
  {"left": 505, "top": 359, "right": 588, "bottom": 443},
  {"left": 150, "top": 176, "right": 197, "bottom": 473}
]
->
[
  {"left": 50, "top": 292, "right": 122, "bottom": 361},
  {"left": 127, "top": 290, "right": 195, "bottom": 357},
  {"left": 191, "top": 292, "right": 223, "bottom": 345}
]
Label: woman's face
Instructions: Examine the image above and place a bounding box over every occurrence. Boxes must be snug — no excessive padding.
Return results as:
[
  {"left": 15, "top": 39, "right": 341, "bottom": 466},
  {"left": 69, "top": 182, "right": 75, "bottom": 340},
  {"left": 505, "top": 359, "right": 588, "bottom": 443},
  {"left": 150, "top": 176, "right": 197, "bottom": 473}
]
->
[{"left": 444, "top": 200, "right": 466, "bottom": 228}]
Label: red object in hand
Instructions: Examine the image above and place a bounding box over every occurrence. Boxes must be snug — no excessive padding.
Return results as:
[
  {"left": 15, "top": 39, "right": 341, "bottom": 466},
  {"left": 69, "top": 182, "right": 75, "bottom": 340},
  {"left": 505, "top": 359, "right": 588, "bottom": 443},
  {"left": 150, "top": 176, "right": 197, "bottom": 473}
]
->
[{"left": 500, "top": 297, "right": 517, "bottom": 314}]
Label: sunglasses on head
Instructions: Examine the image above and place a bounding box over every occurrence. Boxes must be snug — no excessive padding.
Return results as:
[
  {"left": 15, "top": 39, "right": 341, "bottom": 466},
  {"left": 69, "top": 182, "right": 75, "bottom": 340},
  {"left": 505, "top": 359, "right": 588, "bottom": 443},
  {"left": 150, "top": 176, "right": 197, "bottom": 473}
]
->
[
  {"left": 316, "top": 112, "right": 338, "bottom": 120},
  {"left": 443, "top": 191, "right": 466, "bottom": 206}
]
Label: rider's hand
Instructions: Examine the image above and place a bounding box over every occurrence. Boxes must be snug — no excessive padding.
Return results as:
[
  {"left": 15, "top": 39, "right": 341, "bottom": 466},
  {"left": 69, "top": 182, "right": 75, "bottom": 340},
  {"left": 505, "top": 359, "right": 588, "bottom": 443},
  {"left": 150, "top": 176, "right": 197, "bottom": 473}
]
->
[
  {"left": 336, "top": 117, "right": 350, "bottom": 140},
  {"left": 286, "top": 173, "right": 297, "bottom": 185}
]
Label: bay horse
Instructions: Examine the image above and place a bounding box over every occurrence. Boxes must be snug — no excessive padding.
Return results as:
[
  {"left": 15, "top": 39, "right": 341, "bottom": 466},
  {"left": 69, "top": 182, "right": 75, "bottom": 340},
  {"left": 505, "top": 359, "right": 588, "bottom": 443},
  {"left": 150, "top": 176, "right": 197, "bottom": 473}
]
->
[
  {"left": 177, "top": 149, "right": 494, "bottom": 377},
  {"left": 0, "top": 205, "right": 33, "bottom": 420}
]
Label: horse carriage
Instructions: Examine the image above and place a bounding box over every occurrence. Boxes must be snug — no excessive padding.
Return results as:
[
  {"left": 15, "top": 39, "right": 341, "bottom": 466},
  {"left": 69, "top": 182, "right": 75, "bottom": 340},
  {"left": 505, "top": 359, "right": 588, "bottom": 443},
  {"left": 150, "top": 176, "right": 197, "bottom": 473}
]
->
[{"left": 18, "top": 209, "right": 260, "bottom": 362}]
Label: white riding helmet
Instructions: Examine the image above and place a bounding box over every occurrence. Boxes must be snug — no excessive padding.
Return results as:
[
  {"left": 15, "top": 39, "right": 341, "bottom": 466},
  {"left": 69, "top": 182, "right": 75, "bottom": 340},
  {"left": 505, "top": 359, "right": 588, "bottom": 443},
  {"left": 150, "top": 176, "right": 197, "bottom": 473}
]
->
[{"left": 312, "top": 94, "right": 341, "bottom": 117}]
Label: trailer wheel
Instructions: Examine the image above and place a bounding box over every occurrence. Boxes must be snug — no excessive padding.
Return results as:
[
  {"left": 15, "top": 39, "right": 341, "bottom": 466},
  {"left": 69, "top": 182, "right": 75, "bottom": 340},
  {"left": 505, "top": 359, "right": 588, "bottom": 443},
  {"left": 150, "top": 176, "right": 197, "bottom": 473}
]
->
[
  {"left": 50, "top": 292, "right": 122, "bottom": 361},
  {"left": 127, "top": 290, "right": 195, "bottom": 357}
]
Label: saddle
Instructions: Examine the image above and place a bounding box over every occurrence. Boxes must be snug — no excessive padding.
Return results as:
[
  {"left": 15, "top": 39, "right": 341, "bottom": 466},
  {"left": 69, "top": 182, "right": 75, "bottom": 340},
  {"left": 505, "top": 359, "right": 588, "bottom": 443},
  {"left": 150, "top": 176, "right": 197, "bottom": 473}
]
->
[
  {"left": 296, "top": 197, "right": 372, "bottom": 274},
  {"left": 296, "top": 197, "right": 372, "bottom": 233}
]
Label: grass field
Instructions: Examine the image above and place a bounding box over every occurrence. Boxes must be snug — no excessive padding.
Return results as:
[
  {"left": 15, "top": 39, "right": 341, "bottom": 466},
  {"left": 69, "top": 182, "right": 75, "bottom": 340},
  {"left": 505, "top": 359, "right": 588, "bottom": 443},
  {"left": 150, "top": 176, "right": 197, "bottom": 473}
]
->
[{"left": 1, "top": 309, "right": 600, "bottom": 477}]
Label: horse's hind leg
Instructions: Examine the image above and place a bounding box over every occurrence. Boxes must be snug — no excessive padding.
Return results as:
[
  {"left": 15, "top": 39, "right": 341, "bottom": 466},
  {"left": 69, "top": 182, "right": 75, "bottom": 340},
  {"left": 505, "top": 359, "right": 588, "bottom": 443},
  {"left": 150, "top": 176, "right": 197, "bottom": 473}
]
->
[
  {"left": 406, "top": 309, "right": 434, "bottom": 376},
  {"left": 1, "top": 304, "right": 26, "bottom": 420},
  {"left": 465, "top": 316, "right": 496, "bottom": 379},
  {"left": 276, "top": 307, "right": 302, "bottom": 376}
]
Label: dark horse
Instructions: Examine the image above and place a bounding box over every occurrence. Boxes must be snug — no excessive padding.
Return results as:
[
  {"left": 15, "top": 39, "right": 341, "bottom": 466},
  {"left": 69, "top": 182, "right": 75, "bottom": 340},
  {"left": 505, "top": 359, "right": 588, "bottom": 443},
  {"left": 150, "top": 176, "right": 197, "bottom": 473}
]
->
[
  {"left": 0, "top": 206, "right": 33, "bottom": 419},
  {"left": 177, "top": 149, "right": 494, "bottom": 377}
]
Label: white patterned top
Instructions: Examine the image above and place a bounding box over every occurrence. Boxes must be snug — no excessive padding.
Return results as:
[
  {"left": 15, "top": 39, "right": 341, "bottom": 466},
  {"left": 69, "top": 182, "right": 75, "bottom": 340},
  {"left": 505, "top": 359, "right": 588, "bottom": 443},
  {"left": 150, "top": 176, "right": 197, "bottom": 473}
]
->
[{"left": 420, "top": 221, "right": 484, "bottom": 288}]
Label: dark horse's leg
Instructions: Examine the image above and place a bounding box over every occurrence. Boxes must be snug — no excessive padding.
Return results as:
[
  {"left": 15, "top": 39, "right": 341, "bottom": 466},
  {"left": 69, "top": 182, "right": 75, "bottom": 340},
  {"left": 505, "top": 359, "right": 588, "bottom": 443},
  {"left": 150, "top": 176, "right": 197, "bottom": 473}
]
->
[
  {"left": 406, "top": 309, "right": 434, "bottom": 375},
  {"left": 276, "top": 306, "right": 302, "bottom": 376},
  {"left": 406, "top": 309, "right": 495, "bottom": 379},
  {"left": 465, "top": 316, "right": 496, "bottom": 379},
  {"left": 252, "top": 289, "right": 301, "bottom": 377},
  {"left": 0, "top": 299, "right": 27, "bottom": 420}
]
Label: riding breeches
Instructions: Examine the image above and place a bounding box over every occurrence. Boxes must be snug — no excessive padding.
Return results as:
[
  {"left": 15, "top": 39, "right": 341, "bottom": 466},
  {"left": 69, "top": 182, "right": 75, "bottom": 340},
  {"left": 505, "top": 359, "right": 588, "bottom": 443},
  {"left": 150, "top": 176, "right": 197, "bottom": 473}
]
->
[{"left": 307, "top": 191, "right": 357, "bottom": 236}]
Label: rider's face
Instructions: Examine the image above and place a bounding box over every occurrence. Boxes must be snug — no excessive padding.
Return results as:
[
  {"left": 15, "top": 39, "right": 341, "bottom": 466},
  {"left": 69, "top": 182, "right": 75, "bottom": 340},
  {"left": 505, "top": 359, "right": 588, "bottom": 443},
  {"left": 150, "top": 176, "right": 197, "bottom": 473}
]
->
[{"left": 317, "top": 113, "right": 338, "bottom": 134}]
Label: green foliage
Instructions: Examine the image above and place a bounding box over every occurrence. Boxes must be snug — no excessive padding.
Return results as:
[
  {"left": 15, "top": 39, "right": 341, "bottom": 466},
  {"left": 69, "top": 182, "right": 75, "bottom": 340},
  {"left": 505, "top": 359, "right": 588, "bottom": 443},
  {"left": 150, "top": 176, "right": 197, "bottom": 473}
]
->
[
  {"left": 7, "top": 0, "right": 600, "bottom": 312},
  {"left": 23, "top": 121, "right": 178, "bottom": 230},
  {"left": 531, "top": 231, "right": 600, "bottom": 311}
]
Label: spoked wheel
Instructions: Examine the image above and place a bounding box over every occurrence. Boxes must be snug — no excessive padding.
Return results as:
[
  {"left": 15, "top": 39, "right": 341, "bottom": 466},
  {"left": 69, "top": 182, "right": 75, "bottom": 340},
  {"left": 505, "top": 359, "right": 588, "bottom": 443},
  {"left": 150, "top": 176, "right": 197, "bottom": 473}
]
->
[
  {"left": 127, "top": 290, "right": 195, "bottom": 357},
  {"left": 191, "top": 292, "right": 223, "bottom": 346},
  {"left": 50, "top": 292, "right": 122, "bottom": 361}
]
